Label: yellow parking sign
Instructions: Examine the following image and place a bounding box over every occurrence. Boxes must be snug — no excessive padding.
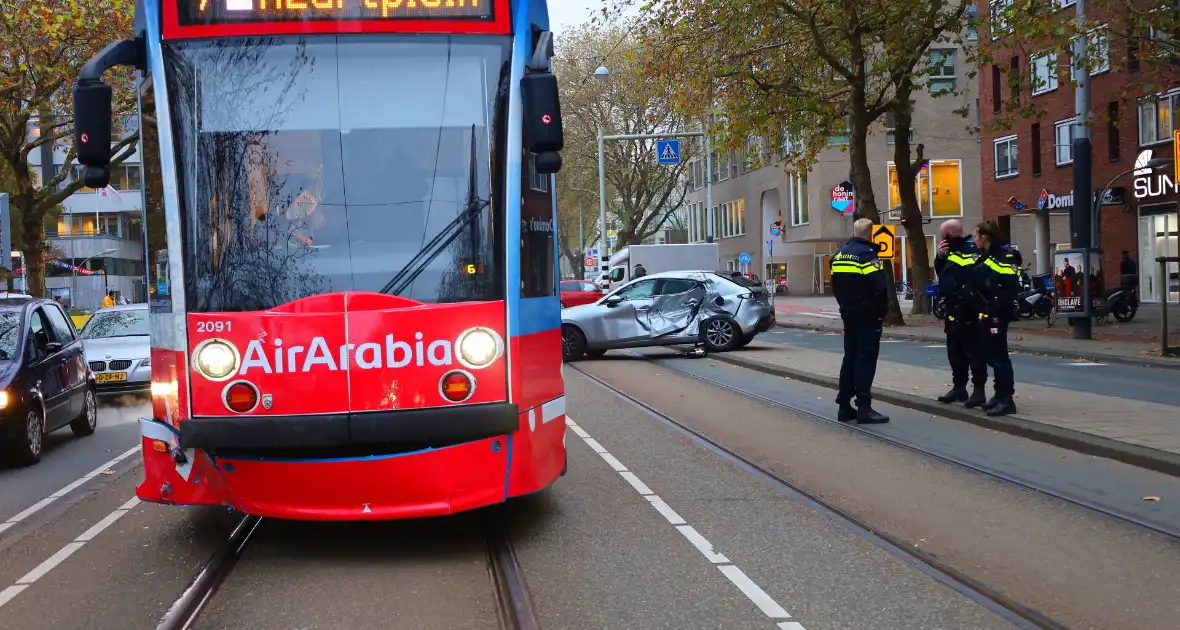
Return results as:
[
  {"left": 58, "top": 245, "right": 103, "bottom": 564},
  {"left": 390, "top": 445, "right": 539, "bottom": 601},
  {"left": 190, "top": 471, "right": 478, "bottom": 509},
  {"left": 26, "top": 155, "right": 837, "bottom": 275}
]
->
[{"left": 871, "top": 224, "right": 895, "bottom": 260}]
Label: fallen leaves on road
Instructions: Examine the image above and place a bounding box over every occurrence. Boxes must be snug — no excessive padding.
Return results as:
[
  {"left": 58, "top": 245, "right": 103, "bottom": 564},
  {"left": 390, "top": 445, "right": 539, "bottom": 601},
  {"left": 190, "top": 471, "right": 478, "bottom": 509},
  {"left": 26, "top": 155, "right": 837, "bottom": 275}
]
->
[
  {"left": 100, "top": 470, "right": 114, "bottom": 475},
  {"left": 1144, "top": 496, "right": 1162, "bottom": 501}
]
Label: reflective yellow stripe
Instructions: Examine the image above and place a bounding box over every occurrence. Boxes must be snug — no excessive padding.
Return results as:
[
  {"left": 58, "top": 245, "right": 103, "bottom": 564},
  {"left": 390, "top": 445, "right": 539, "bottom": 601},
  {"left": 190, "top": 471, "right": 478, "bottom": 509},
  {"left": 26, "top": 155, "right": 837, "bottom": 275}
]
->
[
  {"left": 831, "top": 263, "right": 880, "bottom": 275},
  {"left": 984, "top": 258, "right": 1017, "bottom": 275},
  {"left": 947, "top": 253, "right": 977, "bottom": 267}
]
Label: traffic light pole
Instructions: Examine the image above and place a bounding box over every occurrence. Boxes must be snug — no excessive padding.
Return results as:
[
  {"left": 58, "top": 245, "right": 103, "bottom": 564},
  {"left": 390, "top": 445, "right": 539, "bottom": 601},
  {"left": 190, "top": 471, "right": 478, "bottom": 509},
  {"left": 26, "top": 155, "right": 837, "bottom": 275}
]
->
[
  {"left": 596, "top": 130, "right": 711, "bottom": 272},
  {"left": 1070, "top": 0, "right": 1093, "bottom": 340}
]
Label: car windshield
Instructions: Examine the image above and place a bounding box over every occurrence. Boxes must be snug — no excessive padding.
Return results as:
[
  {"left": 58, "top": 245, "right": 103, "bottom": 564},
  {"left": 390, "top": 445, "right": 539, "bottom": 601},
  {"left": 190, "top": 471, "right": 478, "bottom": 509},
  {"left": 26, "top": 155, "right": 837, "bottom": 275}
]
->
[
  {"left": 715, "top": 272, "right": 760, "bottom": 288},
  {"left": 0, "top": 312, "right": 19, "bottom": 361},
  {"left": 81, "top": 311, "right": 149, "bottom": 339},
  {"left": 164, "top": 34, "right": 510, "bottom": 312}
]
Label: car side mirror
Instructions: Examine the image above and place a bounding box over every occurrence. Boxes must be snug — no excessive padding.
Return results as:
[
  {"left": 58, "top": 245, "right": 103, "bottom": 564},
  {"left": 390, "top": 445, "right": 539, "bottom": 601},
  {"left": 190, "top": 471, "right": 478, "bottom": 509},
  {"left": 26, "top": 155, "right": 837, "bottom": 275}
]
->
[
  {"left": 604, "top": 295, "right": 623, "bottom": 307},
  {"left": 46, "top": 341, "right": 63, "bottom": 354}
]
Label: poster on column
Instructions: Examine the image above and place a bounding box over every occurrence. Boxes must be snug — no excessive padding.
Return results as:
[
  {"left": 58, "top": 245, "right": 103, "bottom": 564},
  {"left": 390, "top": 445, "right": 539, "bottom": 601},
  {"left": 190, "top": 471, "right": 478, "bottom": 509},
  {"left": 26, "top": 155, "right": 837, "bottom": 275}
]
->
[{"left": 1051, "top": 249, "right": 1105, "bottom": 316}]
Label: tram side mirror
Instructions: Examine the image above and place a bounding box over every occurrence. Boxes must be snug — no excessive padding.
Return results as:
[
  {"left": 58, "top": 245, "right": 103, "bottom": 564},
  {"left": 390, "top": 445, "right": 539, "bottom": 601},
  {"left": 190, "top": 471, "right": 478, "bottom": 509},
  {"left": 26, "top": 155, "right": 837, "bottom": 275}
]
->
[
  {"left": 73, "top": 81, "right": 114, "bottom": 189},
  {"left": 522, "top": 72, "right": 563, "bottom": 173}
]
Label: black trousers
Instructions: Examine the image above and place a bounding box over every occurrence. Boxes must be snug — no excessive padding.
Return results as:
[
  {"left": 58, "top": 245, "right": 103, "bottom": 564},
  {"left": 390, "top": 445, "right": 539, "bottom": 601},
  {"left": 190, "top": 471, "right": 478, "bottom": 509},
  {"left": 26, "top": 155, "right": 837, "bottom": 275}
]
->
[
  {"left": 982, "top": 319, "right": 1015, "bottom": 397},
  {"left": 945, "top": 318, "right": 987, "bottom": 389},
  {"left": 837, "top": 316, "right": 882, "bottom": 407}
]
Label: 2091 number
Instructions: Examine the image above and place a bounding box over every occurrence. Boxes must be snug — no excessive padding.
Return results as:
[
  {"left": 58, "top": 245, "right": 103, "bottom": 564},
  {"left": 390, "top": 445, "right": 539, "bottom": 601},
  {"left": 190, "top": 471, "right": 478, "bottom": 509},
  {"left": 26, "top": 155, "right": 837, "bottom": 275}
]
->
[{"left": 195, "top": 320, "right": 232, "bottom": 333}]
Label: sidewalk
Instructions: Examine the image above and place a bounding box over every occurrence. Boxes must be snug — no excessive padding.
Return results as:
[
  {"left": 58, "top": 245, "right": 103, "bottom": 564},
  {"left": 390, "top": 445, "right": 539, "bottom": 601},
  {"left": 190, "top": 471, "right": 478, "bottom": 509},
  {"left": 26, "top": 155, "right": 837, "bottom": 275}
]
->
[
  {"left": 772, "top": 296, "right": 1180, "bottom": 369},
  {"left": 714, "top": 340, "right": 1180, "bottom": 478}
]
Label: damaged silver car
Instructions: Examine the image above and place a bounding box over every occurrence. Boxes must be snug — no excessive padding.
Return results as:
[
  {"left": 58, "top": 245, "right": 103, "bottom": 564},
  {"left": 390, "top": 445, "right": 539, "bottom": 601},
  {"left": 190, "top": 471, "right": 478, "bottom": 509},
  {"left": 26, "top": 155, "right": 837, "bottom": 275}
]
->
[{"left": 561, "top": 271, "right": 775, "bottom": 360}]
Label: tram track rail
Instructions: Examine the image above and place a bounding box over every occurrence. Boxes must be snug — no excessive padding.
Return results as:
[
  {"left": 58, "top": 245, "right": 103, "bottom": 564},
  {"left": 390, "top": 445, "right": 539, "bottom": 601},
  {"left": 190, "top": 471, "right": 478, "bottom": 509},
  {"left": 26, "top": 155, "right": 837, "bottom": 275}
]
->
[
  {"left": 613, "top": 349, "right": 1180, "bottom": 543},
  {"left": 571, "top": 359, "right": 1080, "bottom": 630},
  {"left": 154, "top": 513, "right": 538, "bottom": 630}
]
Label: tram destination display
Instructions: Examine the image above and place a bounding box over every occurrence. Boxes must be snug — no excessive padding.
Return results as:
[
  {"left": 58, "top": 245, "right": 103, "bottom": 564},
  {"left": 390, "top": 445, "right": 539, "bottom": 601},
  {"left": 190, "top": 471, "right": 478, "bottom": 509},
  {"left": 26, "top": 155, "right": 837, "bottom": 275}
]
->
[{"left": 180, "top": 0, "right": 494, "bottom": 25}]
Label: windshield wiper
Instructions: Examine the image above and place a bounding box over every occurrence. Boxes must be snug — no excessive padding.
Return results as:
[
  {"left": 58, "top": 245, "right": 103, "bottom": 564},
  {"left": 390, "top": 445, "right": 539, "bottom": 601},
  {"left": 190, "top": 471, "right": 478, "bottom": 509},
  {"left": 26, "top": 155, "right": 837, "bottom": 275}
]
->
[{"left": 380, "top": 124, "right": 486, "bottom": 296}]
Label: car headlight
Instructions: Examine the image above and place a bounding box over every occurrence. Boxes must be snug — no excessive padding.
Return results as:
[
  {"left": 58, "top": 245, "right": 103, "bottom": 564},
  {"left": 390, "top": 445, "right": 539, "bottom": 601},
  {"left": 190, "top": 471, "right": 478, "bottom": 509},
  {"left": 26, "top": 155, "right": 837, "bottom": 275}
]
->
[
  {"left": 0, "top": 391, "right": 8, "bottom": 409},
  {"left": 192, "top": 339, "right": 239, "bottom": 381},
  {"left": 142, "top": 356, "right": 151, "bottom": 367},
  {"left": 456, "top": 328, "right": 502, "bottom": 369}
]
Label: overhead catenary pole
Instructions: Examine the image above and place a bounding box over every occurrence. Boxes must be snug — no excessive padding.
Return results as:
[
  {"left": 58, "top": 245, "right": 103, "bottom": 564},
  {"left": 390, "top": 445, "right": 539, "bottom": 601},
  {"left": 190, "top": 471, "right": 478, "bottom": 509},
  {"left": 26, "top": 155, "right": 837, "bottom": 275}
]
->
[
  {"left": 595, "top": 129, "right": 711, "bottom": 267},
  {"left": 1070, "top": 0, "right": 1093, "bottom": 339},
  {"left": 578, "top": 200, "right": 585, "bottom": 279}
]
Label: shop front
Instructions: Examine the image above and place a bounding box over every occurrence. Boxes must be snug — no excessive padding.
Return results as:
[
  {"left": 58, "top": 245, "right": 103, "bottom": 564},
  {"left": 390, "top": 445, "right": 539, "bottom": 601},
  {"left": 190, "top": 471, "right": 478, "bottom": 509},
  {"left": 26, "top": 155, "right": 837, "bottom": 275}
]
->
[{"left": 1132, "top": 148, "right": 1180, "bottom": 303}]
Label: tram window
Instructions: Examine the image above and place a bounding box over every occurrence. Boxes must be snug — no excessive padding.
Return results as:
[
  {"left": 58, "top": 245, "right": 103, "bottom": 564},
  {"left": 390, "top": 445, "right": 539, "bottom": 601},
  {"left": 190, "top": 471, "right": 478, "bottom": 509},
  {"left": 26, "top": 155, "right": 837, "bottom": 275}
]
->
[
  {"left": 520, "top": 142, "right": 555, "bottom": 298},
  {"left": 165, "top": 35, "right": 510, "bottom": 311}
]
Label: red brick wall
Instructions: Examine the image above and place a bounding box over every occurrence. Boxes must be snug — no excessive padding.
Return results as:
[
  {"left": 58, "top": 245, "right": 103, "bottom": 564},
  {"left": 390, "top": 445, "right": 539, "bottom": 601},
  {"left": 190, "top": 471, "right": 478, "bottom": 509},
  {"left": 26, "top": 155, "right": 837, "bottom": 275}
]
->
[{"left": 977, "top": 0, "right": 1177, "bottom": 286}]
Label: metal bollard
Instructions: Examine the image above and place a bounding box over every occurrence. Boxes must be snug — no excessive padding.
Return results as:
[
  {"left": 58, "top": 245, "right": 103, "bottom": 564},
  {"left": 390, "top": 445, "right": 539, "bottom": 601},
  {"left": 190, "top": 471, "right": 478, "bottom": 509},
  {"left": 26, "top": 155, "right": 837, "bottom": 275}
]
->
[{"left": 1158, "top": 257, "right": 1180, "bottom": 358}]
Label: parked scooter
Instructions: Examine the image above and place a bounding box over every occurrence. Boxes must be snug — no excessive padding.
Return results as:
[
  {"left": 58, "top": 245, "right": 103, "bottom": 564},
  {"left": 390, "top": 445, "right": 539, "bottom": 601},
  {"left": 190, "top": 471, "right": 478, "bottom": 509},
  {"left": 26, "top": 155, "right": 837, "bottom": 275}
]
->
[
  {"left": 1014, "top": 266, "right": 1055, "bottom": 320},
  {"left": 1105, "top": 274, "right": 1139, "bottom": 322}
]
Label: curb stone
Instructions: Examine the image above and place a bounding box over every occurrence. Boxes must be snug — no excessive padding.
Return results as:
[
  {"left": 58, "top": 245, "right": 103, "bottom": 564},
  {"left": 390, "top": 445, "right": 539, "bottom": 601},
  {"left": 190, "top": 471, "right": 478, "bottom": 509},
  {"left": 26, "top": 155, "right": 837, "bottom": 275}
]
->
[
  {"left": 713, "top": 351, "right": 1180, "bottom": 480},
  {"left": 774, "top": 321, "right": 1180, "bottom": 371}
]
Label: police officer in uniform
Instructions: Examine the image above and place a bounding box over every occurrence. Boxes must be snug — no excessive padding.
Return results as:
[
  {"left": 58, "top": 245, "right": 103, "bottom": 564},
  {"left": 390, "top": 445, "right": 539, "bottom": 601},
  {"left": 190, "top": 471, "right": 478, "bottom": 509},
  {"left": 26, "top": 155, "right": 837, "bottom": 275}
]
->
[
  {"left": 831, "top": 218, "right": 889, "bottom": 424},
  {"left": 934, "top": 219, "right": 988, "bottom": 407},
  {"left": 971, "top": 221, "right": 1022, "bottom": 416}
]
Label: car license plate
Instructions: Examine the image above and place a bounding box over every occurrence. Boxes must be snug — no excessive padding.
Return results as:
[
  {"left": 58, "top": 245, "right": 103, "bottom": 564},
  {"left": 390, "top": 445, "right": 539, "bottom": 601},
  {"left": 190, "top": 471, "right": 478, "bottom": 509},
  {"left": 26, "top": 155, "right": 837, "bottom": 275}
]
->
[{"left": 96, "top": 372, "right": 127, "bottom": 383}]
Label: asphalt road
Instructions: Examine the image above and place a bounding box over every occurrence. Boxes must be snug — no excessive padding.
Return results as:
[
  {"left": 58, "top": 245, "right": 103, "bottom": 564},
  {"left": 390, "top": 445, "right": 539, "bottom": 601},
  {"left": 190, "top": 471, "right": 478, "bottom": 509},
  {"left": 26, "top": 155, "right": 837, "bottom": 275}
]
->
[
  {"left": 761, "top": 327, "right": 1180, "bottom": 405},
  {"left": 0, "top": 371, "right": 1176, "bottom": 629}
]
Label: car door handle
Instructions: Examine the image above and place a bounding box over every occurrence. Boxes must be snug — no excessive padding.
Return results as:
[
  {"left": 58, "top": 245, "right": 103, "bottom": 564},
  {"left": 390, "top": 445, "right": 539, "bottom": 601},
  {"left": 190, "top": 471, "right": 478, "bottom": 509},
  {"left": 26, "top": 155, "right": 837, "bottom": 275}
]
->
[
  {"left": 687, "top": 299, "right": 699, "bottom": 306},
  {"left": 635, "top": 306, "right": 651, "bottom": 312}
]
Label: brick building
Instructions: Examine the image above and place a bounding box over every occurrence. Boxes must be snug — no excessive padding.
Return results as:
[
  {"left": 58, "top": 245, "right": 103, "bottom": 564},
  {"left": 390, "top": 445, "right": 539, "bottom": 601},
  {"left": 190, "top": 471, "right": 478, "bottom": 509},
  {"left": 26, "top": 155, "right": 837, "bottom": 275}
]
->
[{"left": 980, "top": 0, "right": 1179, "bottom": 303}]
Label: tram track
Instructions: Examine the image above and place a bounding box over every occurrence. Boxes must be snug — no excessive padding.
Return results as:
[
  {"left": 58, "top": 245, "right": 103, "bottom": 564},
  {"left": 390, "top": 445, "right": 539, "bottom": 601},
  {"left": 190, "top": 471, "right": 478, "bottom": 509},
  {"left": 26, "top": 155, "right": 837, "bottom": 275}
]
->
[
  {"left": 570, "top": 358, "right": 1082, "bottom": 630},
  {"left": 155, "top": 513, "right": 538, "bottom": 630}
]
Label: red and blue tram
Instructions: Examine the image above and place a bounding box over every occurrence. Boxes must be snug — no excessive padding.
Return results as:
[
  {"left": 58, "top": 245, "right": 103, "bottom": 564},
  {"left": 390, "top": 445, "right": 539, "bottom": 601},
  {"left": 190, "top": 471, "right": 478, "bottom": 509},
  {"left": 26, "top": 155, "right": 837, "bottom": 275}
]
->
[{"left": 72, "top": 0, "right": 568, "bottom": 520}]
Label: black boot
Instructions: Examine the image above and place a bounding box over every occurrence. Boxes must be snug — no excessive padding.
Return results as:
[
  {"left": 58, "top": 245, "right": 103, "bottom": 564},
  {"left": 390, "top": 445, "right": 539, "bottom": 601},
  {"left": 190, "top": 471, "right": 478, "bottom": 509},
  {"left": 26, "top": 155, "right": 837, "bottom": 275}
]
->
[
  {"left": 963, "top": 387, "right": 986, "bottom": 409},
  {"left": 837, "top": 402, "right": 856, "bottom": 422},
  {"left": 937, "top": 387, "right": 968, "bottom": 404},
  {"left": 986, "top": 397, "right": 1017, "bottom": 416},
  {"left": 981, "top": 395, "right": 1000, "bottom": 411},
  {"left": 856, "top": 404, "right": 890, "bottom": 424}
]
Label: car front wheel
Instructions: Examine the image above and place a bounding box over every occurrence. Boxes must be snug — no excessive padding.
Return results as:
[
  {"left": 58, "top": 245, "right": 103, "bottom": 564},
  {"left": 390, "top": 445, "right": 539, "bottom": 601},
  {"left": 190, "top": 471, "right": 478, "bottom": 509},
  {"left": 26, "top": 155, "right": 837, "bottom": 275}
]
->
[
  {"left": 13, "top": 408, "right": 45, "bottom": 466},
  {"left": 702, "top": 317, "right": 740, "bottom": 352},
  {"left": 562, "top": 325, "right": 587, "bottom": 361}
]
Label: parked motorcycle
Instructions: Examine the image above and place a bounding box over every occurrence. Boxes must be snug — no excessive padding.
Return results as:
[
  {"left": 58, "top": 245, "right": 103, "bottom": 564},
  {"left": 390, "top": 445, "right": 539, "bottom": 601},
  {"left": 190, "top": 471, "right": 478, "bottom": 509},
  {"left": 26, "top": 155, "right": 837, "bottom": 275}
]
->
[
  {"left": 1105, "top": 274, "right": 1139, "bottom": 322},
  {"left": 1014, "top": 268, "right": 1055, "bottom": 320}
]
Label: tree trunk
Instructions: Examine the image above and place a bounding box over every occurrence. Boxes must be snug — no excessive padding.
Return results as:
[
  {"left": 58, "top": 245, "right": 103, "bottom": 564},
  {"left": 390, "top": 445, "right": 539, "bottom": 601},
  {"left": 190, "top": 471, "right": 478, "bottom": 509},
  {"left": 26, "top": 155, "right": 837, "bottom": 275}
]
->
[
  {"left": 14, "top": 189, "right": 47, "bottom": 298},
  {"left": 890, "top": 88, "right": 933, "bottom": 316},
  {"left": 847, "top": 98, "right": 905, "bottom": 326}
]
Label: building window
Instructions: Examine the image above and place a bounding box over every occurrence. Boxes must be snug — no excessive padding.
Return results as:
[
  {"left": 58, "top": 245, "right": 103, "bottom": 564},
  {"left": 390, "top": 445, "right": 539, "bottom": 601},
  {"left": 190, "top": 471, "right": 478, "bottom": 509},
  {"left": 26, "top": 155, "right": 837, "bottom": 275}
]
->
[
  {"left": 1074, "top": 26, "right": 1110, "bottom": 75},
  {"left": 888, "top": 160, "right": 964, "bottom": 218},
  {"left": 1031, "top": 123, "right": 1042, "bottom": 176},
  {"left": 990, "top": 0, "right": 1012, "bottom": 39},
  {"left": 689, "top": 159, "right": 705, "bottom": 191},
  {"left": 788, "top": 173, "right": 808, "bottom": 226},
  {"left": 885, "top": 111, "right": 915, "bottom": 145},
  {"left": 1108, "top": 101, "right": 1120, "bottom": 161},
  {"left": 528, "top": 153, "right": 548, "bottom": 192},
  {"left": 927, "top": 50, "right": 956, "bottom": 93},
  {"left": 829, "top": 115, "right": 851, "bottom": 146},
  {"left": 717, "top": 199, "right": 746, "bottom": 238},
  {"left": 1055, "top": 118, "right": 1077, "bottom": 165},
  {"left": 994, "top": 135, "right": 1018, "bottom": 178},
  {"left": 1139, "top": 90, "right": 1180, "bottom": 145},
  {"left": 1057, "top": 0, "right": 1076, "bottom": 7},
  {"left": 687, "top": 201, "right": 709, "bottom": 243},
  {"left": 991, "top": 66, "right": 1002, "bottom": 114},
  {"left": 1030, "top": 53, "right": 1058, "bottom": 95}
]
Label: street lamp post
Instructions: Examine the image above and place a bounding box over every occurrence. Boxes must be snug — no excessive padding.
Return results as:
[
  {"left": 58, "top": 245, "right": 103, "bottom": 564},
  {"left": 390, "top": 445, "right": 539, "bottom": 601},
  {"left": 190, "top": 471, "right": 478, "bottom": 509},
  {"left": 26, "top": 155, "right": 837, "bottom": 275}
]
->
[
  {"left": 593, "top": 63, "right": 713, "bottom": 278},
  {"left": 72, "top": 247, "right": 117, "bottom": 309}
]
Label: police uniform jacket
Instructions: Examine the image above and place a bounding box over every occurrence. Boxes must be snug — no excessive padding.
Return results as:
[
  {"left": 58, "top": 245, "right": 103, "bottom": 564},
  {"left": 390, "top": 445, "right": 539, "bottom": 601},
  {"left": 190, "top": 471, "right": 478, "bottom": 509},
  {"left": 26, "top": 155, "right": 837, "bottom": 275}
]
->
[
  {"left": 971, "top": 245, "right": 1021, "bottom": 322},
  {"left": 934, "top": 237, "right": 980, "bottom": 319},
  {"left": 830, "top": 237, "right": 888, "bottom": 321}
]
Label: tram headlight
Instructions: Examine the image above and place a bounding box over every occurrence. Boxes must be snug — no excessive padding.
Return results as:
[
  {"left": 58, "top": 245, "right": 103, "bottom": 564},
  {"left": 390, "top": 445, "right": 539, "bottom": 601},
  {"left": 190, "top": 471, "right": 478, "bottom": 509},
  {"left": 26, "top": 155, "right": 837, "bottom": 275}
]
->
[
  {"left": 456, "top": 327, "right": 502, "bottom": 369},
  {"left": 193, "top": 339, "right": 239, "bottom": 381}
]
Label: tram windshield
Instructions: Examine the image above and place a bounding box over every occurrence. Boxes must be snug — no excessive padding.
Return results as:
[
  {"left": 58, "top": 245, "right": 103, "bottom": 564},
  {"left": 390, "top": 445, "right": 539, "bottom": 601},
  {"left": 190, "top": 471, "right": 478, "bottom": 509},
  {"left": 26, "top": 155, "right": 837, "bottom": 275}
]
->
[{"left": 163, "top": 35, "right": 510, "bottom": 312}]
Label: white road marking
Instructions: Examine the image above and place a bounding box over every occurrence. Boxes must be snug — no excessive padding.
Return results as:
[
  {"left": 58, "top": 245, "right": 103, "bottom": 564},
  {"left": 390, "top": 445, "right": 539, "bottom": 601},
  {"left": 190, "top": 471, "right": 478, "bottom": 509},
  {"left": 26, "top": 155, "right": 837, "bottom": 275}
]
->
[
  {"left": 0, "top": 497, "right": 141, "bottom": 610},
  {"left": 879, "top": 340, "right": 906, "bottom": 343},
  {"left": 923, "top": 345, "right": 946, "bottom": 348},
  {"left": 1060, "top": 362, "right": 1106, "bottom": 367},
  {"left": 566, "top": 417, "right": 804, "bottom": 628},
  {"left": 801, "top": 313, "right": 841, "bottom": 320},
  {"left": 0, "top": 445, "right": 139, "bottom": 536}
]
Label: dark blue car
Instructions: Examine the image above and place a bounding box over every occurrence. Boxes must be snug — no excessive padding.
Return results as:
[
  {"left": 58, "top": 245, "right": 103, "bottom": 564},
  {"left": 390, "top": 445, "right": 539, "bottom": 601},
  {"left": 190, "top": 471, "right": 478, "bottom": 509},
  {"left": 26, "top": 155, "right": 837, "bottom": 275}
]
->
[{"left": 0, "top": 296, "right": 98, "bottom": 466}]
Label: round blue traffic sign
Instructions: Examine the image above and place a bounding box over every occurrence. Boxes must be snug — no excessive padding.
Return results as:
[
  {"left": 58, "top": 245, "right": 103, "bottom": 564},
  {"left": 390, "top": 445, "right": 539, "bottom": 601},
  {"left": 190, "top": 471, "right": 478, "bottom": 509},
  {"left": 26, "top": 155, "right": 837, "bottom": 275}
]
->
[{"left": 738, "top": 252, "right": 752, "bottom": 265}]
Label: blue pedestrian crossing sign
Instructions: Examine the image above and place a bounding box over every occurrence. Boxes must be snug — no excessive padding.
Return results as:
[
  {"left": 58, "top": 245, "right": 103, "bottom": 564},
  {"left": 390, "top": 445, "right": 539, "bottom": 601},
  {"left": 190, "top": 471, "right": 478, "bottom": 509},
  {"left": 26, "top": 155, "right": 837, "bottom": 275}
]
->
[{"left": 656, "top": 140, "right": 681, "bottom": 165}]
